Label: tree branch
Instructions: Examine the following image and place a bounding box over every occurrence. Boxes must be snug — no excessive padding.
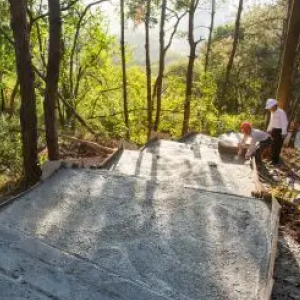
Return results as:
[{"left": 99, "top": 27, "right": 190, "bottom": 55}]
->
[
  {"left": 69, "top": 0, "right": 107, "bottom": 100},
  {"left": 164, "top": 10, "right": 187, "bottom": 53},
  {"left": 31, "top": 0, "right": 81, "bottom": 24},
  {"left": 32, "top": 64, "right": 96, "bottom": 135},
  {"left": 195, "top": 37, "right": 205, "bottom": 45},
  {"left": 90, "top": 108, "right": 184, "bottom": 119},
  {"left": 35, "top": 21, "right": 47, "bottom": 69}
]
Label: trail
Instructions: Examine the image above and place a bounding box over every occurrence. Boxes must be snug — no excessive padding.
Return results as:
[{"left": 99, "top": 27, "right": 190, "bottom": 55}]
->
[{"left": 0, "top": 134, "right": 279, "bottom": 299}]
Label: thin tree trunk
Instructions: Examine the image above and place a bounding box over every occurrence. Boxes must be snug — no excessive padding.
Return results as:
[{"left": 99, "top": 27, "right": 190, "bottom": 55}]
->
[
  {"left": 0, "top": 86, "right": 5, "bottom": 113},
  {"left": 287, "top": 39, "right": 300, "bottom": 119},
  {"left": 182, "top": 0, "right": 200, "bottom": 136},
  {"left": 276, "top": 0, "right": 300, "bottom": 111},
  {"left": 68, "top": 0, "right": 105, "bottom": 129},
  {"left": 58, "top": 94, "right": 96, "bottom": 135},
  {"left": 120, "top": 0, "right": 130, "bottom": 139},
  {"left": 0, "top": 34, "right": 4, "bottom": 113},
  {"left": 182, "top": 45, "right": 196, "bottom": 136},
  {"left": 205, "top": 0, "right": 215, "bottom": 73},
  {"left": 275, "top": 0, "right": 292, "bottom": 90},
  {"left": 44, "top": 0, "right": 61, "bottom": 160},
  {"left": 145, "top": 0, "right": 152, "bottom": 140},
  {"left": 288, "top": 92, "right": 300, "bottom": 147},
  {"left": 57, "top": 97, "right": 65, "bottom": 127},
  {"left": 221, "top": 0, "right": 243, "bottom": 109},
  {"left": 33, "top": 64, "right": 96, "bottom": 135},
  {"left": 9, "top": 78, "right": 19, "bottom": 116},
  {"left": 153, "top": 0, "right": 167, "bottom": 131},
  {"left": 0, "top": 72, "right": 5, "bottom": 113},
  {"left": 8, "top": 0, "right": 41, "bottom": 186}
]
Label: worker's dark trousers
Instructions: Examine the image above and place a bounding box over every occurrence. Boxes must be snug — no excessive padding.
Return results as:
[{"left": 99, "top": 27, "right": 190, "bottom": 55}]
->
[
  {"left": 255, "top": 137, "right": 272, "bottom": 164},
  {"left": 271, "top": 128, "right": 284, "bottom": 164}
]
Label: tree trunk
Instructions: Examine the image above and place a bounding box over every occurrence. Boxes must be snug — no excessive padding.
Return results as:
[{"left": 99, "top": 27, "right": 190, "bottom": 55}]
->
[
  {"left": 44, "top": 0, "right": 61, "bottom": 161},
  {"left": 120, "top": 0, "right": 130, "bottom": 139},
  {"left": 153, "top": 0, "right": 167, "bottom": 132},
  {"left": 0, "top": 86, "right": 5, "bottom": 113},
  {"left": 9, "top": 78, "right": 19, "bottom": 116},
  {"left": 276, "top": 0, "right": 300, "bottom": 111},
  {"left": 182, "top": 45, "right": 196, "bottom": 136},
  {"left": 287, "top": 91, "right": 300, "bottom": 147},
  {"left": 204, "top": 0, "right": 215, "bottom": 73},
  {"left": 0, "top": 72, "right": 5, "bottom": 113},
  {"left": 57, "top": 97, "right": 65, "bottom": 127},
  {"left": 221, "top": 0, "right": 243, "bottom": 109},
  {"left": 68, "top": 1, "right": 105, "bottom": 131},
  {"left": 0, "top": 34, "right": 5, "bottom": 113},
  {"left": 275, "top": 0, "right": 293, "bottom": 91},
  {"left": 182, "top": 0, "right": 200, "bottom": 136},
  {"left": 8, "top": 0, "right": 41, "bottom": 186},
  {"left": 145, "top": 0, "right": 152, "bottom": 140}
]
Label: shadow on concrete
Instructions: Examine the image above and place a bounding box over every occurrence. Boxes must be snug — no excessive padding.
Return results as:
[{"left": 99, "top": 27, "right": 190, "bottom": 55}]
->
[
  {"left": 271, "top": 234, "right": 300, "bottom": 300},
  {"left": 0, "top": 137, "right": 277, "bottom": 299}
]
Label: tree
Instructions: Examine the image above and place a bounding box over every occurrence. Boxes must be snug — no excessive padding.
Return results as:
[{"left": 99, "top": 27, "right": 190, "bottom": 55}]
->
[
  {"left": 8, "top": 0, "right": 41, "bottom": 185},
  {"left": 153, "top": 0, "right": 167, "bottom": 132},
  {"left": 153, "top": 0, "right": 186, "bottom": 131},
  {"left": 205, "top": 0, "right": 215, "bottom": 73},
  {"left": 182, "top": 0, "right": 203, "bottom": 136},
  {"left": 44, "top": 0, "right": 61, "bottom": 161},
  {"left": 209, "top": 3, "right": 286, "bottom": 113},
  {"left": 276, "top": 0, "right": 300, "bottom": 111},
  {"left": 145, "top": 0, "right": 152, "bottom": 140},
  {"left": 0, "top": 0, "right": 16, "bottom": 115},
  {"left": 220, "top": 0, "right": 244, "bottom": 110},
  {"left": 120, "top": 0, "right": 130, "bottom": 139}
]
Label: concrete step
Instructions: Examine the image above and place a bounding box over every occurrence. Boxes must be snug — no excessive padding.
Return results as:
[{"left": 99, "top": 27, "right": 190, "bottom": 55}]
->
[
  {"left": 0, "top": 168, "right": 273, "bottom": 300},
  {"left": 0, "top": 224, "right": 171, "bottom": 300},
  {"left": 111, "top": 149, "right": 255, "bottom": 197},
  {"left": 0, "top": 272, "right": 51, "bottom": 300}
]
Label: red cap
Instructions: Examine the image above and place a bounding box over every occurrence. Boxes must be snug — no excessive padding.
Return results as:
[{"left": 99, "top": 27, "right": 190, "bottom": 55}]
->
[{"left": 240, "top": 121, "right": 252, "bottom": 133}]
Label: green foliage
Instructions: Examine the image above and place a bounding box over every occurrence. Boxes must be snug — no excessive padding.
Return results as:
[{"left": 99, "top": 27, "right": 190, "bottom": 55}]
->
[
  {"left": 0, "top": 0, "right": 291, "bottom": 188},
  {"left": 205, "top": 2, "right": 287, "bottom": 113},
  {"left": 0, "top": 115, "right": 22, "bottom": 174}
]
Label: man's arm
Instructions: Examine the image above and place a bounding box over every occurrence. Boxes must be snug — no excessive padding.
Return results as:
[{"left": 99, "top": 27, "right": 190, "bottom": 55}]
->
[
  {"left": 267, "top": 113, "right": 273, "bottom": 133},
  {"left": 245, "top": 138, "right": 256, "bottom": 158},
  {"left": 281, "top": 110, "right": 288, "bottom": 136}
]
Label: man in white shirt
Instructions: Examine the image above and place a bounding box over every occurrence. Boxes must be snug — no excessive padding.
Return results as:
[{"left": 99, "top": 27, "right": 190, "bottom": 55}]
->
[
  {"left": 265, "top": 98, "right": 288, "bottom": 165},
  {"left": 235, "top": 122, "right": 272, "bottom": 164}
]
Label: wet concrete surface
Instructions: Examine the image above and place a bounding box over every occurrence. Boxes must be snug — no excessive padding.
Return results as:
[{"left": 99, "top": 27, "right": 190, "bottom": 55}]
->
[
  {"left": 0, "top": 134, "right": 276, "bottom": 299},
  {"left": 113, "top": 138, "right": 255, "bottom": 197},
  {"left": 272, "top": 233, "right": 300, "bottom": 300}
]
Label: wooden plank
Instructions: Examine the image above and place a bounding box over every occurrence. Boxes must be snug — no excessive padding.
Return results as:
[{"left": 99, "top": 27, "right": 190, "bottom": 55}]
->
[{"left": 264, "top": 197, "right": 281, "bottom": 300}]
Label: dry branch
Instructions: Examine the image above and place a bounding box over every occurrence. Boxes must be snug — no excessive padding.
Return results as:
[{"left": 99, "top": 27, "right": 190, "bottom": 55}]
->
[{"left": 60, "top": 134, "right": 115, "bottom": 154}]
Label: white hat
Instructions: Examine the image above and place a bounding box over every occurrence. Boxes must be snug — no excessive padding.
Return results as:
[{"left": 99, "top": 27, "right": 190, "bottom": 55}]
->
[{"left": 265, "top": 98, "right": 278, "bottom": 109}]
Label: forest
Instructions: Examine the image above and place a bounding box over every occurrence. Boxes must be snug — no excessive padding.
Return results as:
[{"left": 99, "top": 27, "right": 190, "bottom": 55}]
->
[{"left": 0, "top": 0, "right": 299, "bottom": 188}]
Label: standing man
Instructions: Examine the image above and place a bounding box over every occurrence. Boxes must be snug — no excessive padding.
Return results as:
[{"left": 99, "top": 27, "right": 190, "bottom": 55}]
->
[{"left": 265, "top": 98, "right": 288, "bottom": 165}]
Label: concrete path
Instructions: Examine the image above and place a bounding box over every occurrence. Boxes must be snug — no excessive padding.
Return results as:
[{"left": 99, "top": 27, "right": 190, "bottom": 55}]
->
[
  {"left": 0, "top": 134, "right": 276, "bottom": 299},
  {"left": 114, "top": 137, "right": 255, "bottom": 196}
]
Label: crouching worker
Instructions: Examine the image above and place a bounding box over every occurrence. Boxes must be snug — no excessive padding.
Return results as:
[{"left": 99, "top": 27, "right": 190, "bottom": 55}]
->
[{"left": 235, "top": 122, "right": 272, "bottom": 164}]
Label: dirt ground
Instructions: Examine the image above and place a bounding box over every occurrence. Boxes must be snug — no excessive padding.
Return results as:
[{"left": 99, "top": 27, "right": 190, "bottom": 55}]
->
[{"left": 260, "top": 148, "right": 300, "bottom": 299}]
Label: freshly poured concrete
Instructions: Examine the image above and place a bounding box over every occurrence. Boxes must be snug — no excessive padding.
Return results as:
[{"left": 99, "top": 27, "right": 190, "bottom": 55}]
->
[
  {"left": 113, "top": 138, "right": 255, "bottom": 197},
  {"left": 0, "top": 134, "right": 275, "bottom": 299}
]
